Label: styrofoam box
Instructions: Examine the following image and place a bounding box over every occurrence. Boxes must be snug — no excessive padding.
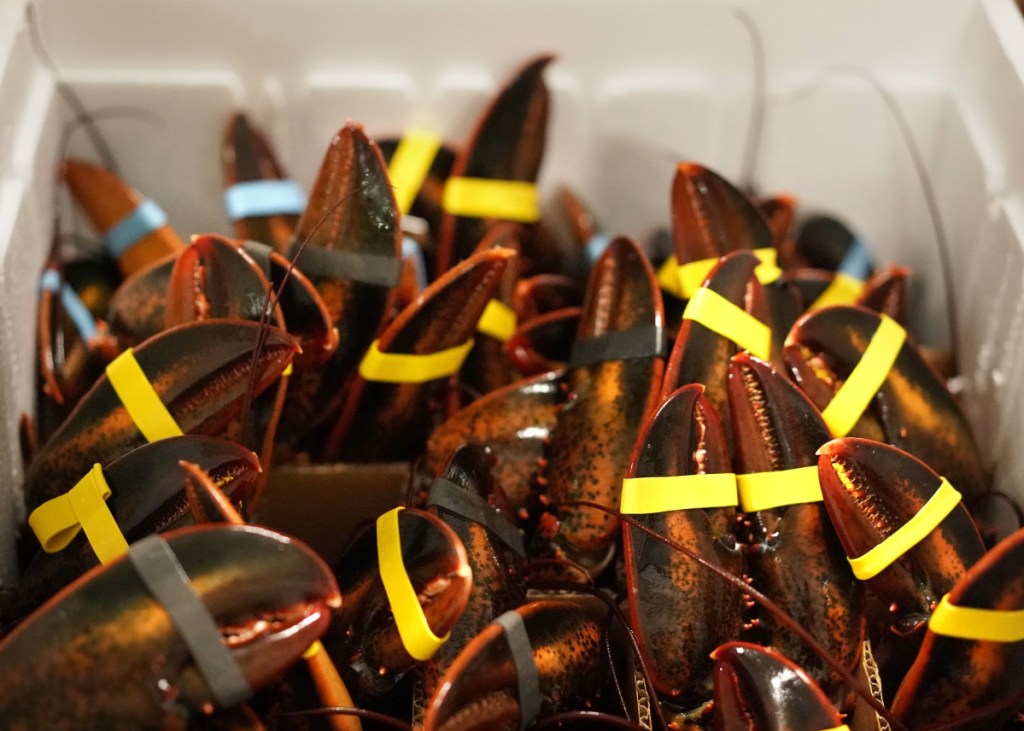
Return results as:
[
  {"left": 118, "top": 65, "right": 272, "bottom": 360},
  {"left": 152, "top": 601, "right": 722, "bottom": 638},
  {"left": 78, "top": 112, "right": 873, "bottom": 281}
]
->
[{"left": 0, "top": 0, "right": 1023, "bottom": 586}]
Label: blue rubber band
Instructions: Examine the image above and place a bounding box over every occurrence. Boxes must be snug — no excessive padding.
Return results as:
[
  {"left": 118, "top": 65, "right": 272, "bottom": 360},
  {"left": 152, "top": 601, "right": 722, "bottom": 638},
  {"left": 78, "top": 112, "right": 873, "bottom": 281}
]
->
[
  {"left": 402, "top": 237, "right": 428, "bottom": 291},
  {"left": 40, "top": 269, "right": 99, "bottom": 342},
  {"left": 103, "top": 199, "right": 168, "bottom": 258},
  {"left": 224, "top": 180, "right": 307, "bottom": 221},
  {"left": 837, "top": 237, "right": 872, "bottom": 281},
  {"left": 585, "top": 233, "right": 611, "bottom": 264}
]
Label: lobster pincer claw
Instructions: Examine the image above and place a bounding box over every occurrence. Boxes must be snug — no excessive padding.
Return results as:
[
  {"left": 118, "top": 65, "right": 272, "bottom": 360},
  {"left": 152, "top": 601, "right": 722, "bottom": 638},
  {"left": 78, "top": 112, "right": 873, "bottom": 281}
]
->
[
  {"left": 0, "top": 525, "right": 340, "bottom": 729},
  {"left": 727, "top": 353, "right": 863, "bottom": 700},
  {"left": 785, "top": 305, "right": 989, "bottom": 503},
  {"left": 543, "top": 236, "right": 664, "bottom": 574},
  {"left": 712, "top": 642, "right": 849, "bottom": 731},
  {"left": 423, "top": 600, "right": 607, "bottom": 731},
  {"left": 322, "top": 507, "right": 472, "bottom": 699},
  {"left": 891, "top": 525, "right": 1024, "bottom": 729},
  {"left": 816, "top": 438, "right": 986, "bottom": 636},
  {"left": 622, "top": 384, "right": 742, "bottom": 723}
]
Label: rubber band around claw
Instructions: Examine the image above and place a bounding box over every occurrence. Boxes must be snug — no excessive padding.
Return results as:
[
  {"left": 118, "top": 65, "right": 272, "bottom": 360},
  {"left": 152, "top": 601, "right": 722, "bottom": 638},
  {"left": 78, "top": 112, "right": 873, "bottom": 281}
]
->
[
  {"left": 657, "top": 247, "right": 781, "bottom": 300},
  {"left": 377, "top": 507, "right": 449, "bottom": 660},
  {"left": 736, "top": 466, "right": 823, "bottom": 512},
  {"left": 358, "top": 338, "right": 473, "bottom": 383},
  {"left": 621, "top": 473, "right": 738, "bottom": 514},
  {"left": 105, "top": 348, "right": 184, "bottom": 442},
  {"left": 476, "top": 299, "right": 517, "bottom": 342},
  {"left": 223, "top": 179, "right": 306, "bottom": 221},
  {"left": 928, "top": 594, "right": 1024, "bottom": 643},
  {"left": 810, "top": 272, "right": 865, "bottom": 311},
  {"left": 846, "top": 478, "right": 962, "bottom": 581},
  {"left": 443, "top": 177, "right": 539, "bottom": 222},
  {"left": 27, "top": 463, "right": 129, "bottom": 564},
  {"left": 682, "top": 287, "right": 772, "bottom": 361},
  {"left": 820, "top": 314, "right": 906, "bottom": 437},
  {"left": 104, "top": 199, "right": 168, "bottom": 258},
  {"left": 388, "top": 129, "right": 442, "bottom": 215}
]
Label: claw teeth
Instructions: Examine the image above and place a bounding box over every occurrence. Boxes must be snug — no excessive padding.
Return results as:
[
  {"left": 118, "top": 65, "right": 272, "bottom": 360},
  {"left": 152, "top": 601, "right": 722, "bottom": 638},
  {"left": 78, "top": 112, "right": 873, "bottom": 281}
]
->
[
  {"left": 828, "top": 457, "right": 898, "bottom": 540},
  {"left": 739, "top": 364, "right": 779, "bottom": 467}
]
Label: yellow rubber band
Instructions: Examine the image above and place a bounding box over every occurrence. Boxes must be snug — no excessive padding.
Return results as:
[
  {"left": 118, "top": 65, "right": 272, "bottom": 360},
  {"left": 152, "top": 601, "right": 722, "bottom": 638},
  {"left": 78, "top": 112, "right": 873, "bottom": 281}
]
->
[
  {"left": 928, "top": 594, "right": 1024, "bottom": 643},
  {"left": 27, "top": 463, "right": 129, "bottom": 564},
  {"left": 476, "top": 299, "right": 517, "bottom": 342},
  {"left": 736, "top": 466, "right": 822, "bottom": 512},
  {"left": 820, "top": 315, "right": 906, "bottom": 437},
  {"left": 683, "top": 287, "right": 772, "bottom": 361},
  {"left": 847, "top": 478, "right": 962, "bottom": 580},
  {"left": 825, "top": 726, "right": 851, "bottom": 731},
  {"left": 443, "top": 177, "right": 539, "bottom": 223},
  {"left": 810, "top": 272, "right": 865, "bottom": 311},
  {"left": 302, "top": 640, "right": 323, "bottom": 660},
  {"left": 657, "top": 248, "right": 780, "bottom": 300},
  {"left": 621, "top": 473, "right": 738, "bottom": 514},
  {"left": 377, "top": 507, "right": 448, "bottom": 660},
  {"left": 358, "top": 338, "right": 474, "bottom": 383},
  {"left": 282, "top": 362, "right": 293, "bottom": 377},
  {"left": 388, "top": 129, "right": 442, "bottom": 215},
  {"left": 105, "top": 348, "right": 184, "bottom": 442}
]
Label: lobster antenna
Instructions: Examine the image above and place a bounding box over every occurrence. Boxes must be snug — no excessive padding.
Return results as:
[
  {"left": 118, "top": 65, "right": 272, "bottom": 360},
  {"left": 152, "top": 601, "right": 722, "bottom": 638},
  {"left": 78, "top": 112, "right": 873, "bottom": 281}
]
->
[
  {"left": 732, "top": 8, "right": 767, "bottom": 194},
  {"left": 778, "top": 65, "right": 960, "bottom": 366},
  {"left": 238, "top": 181, "right": 370, "bottom": 447},
  {"left": 603, "top": 620, "right": 633, "bottom": 720},
  {"left": 557, "top": 500, "right": 908, "bottom": 731},
  {"left": 26, "top": 2, "right": 119, "bottom": 175},
  {"left": 276, "top": 706, "right": 413, "bottom": 730}
]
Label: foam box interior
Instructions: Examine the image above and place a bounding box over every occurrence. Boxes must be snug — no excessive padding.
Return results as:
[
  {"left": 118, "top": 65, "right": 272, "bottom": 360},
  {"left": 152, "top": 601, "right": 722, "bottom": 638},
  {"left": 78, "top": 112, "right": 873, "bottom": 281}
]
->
[{"left": 0, "top": 0, "right": 1023, "bottom": 585}]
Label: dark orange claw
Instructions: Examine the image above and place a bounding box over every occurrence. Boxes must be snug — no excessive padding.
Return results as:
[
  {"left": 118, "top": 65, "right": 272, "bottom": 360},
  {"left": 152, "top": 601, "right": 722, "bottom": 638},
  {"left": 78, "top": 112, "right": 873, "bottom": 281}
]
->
[
  {"left": 421, "top": 370, "right": 565, "bottom": 512},
  {"left": 662, "top": 250, "right": 777, "bottom": 454},
  {"left": 727, "top": 353, "right": 863, "bottom": 698},
  {"left": 107, "top": 255, "right": 176, "bottom": 348},
  {"left": 785, "top": 305, "right": 989, "bottom": 502},
  {"left": 623, "top": 384, "right": 741, "bottom": 721},
  {"left": 545, "top": 236, "right": 664, "bottom": 572},
  {"left": 323, "top": 508, "right": 471, "bottom": 698},
  {"left": 891, "top": 526, "right": 1024, "bottom": 729},
  {"left": 323, "top": 246, "right": 516, "bottom": 462},
  {"left": 671, "top": 162, "right": 774, "bottom": 264},
  {"left": 0, "top": 525, "right": 340, "bottom": 729},
  {"left": 222, "top": 112, "right": 300, "bottom": 254},
  {"left": 423, "top": 600, "right": 606, "bottom": 731},
  {"left": 10, "top": 436, "right": 261, "bottom": 623},
  {"left": 437, "top": 54, "right": 554, "bottom": 275},
  {"left": 712, "top": 642, "right": 846, "bottom": 731},
  {"left": 504, "top": 306, "right": 580, "bottom": 376},
  {"left": 63, "top": 158, "right": 186, "bottom": 277},
  {"left": 421, "top": 445, "right": 526, "bottom": 702},
  {"left": 279, "top": 123, "right": 401, "bottom": 445},
  {"left": 756, "top": 193, "right": 798, "bottom": 254},
  {"left": 514, "top": 274, "right": 582, "bottom": 322},
  {"left": 23, "top": 320, "right": 298, "bottom": 514},
  {"left": 182, "top": 460, "right": 247, "bottom": 526},
  {"left": 817, "top": 438, "right": 985, "bottom": 634},
  {"left": 857, "top": 264, "right": 910, "bottom": 324}
]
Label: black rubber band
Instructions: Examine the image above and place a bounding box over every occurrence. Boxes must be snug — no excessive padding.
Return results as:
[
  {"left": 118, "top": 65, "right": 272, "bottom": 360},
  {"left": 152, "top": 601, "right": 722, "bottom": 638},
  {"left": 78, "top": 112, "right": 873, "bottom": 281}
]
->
[
  {"left": 128, "top": 535, "right": 251, "bottom": 708},
  {"left": 426, "top": 477, "right": 526, "bottom": 558},
  {"left": 569, "top": 324, "right": 665, "bottom": 368},
  {"left": 494, "top": 610, "right": 541, "bottom": 729},
  {"left": 288, "top": 243, "right": 402, "bottom": 288}
]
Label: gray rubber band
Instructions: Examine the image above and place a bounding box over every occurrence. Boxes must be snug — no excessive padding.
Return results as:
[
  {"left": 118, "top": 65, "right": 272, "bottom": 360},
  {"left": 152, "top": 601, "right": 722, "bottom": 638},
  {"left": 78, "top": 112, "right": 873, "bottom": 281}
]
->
[
  {"left": 569, "top": 324, "right": 665, "bottom": 368},
  {"left": 426, "top": 478, "right": 526, "bottom": 558},
  {"left": 128, "top": 535, "right": 251, "bottom": 708},
  {"left": 289, "top": 243, "right": 402, "bottom": 288},
  {"left": 494, "top": 610, "right": 541, "bottom": 729}
]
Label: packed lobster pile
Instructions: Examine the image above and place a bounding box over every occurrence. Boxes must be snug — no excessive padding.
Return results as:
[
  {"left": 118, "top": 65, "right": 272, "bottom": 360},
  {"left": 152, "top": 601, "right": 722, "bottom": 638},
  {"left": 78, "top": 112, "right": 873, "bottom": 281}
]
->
[{"left": 2, "top": 53, "right": 1023, "bottom": 730}]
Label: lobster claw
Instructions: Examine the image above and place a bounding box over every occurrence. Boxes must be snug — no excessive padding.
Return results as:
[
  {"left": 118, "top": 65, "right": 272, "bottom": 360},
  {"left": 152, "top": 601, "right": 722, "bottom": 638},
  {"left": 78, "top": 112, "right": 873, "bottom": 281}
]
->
[
  {"left": 786, "top": 305, "right": 989, "bottom": 502},
  {"left": 816, "top": 438, "right": 986, "bottom": 635},
  {"left": 323, "top": 507, "right": 472, "bottom": 698},
  {"left": 423, "top": 599, "right": 607, "bottom": 731},
  {"left": 544, "top": 236, "right": 664, "bottom": 573},
  {"left": 0, "top": 525, "right": 340, "bottom": 729},
  {"left": 891, "top": 525, "right": 1024, "bottom": 729},
  {"left": 728, "top": 353, "right": 863, "bottom": 699},
  {"left": 420, "top": 444, "right": 527, "bottom": 701},
  {"left": 623, "top": 384, "right": 741, "bottom": 722},
  {"left": 712, "top": 642, "right": 848, "bottom": 731}
]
